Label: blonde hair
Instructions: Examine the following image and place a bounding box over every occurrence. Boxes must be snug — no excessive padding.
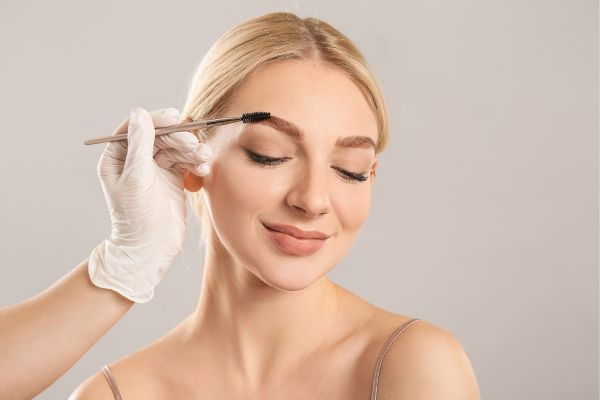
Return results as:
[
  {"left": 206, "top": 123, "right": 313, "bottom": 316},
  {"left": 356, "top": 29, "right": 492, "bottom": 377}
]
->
[{"left": 180, "top": 11, "right": 390, "bottom": 244}]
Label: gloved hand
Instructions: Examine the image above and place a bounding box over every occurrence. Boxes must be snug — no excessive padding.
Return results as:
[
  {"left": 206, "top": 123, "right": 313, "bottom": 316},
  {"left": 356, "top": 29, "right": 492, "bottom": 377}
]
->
[{"left": 88, "top": 107, "right": 213, "bottom": 303}]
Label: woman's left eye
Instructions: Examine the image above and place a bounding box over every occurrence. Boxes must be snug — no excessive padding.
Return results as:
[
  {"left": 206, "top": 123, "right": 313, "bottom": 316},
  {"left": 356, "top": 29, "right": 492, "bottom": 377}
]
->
[{"left": 244, "top": 150, "right": 368, "bottom": 183}]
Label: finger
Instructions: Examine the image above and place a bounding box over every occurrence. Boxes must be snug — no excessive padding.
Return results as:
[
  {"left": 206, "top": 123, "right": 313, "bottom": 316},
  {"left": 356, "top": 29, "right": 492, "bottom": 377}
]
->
[
  {"left": 123, "top": 107, "right": 155, "bottom": 177},
  {"left": 98, "top": 108, "right": 182, "bottom": 183},
  {"left": 170, "top": 161, "right": 211, "bottom": 177},
  {"left": 101, "top": 107, "right": 181, "bottom": 170},
  {"left": 153, "top": 130, "right": 200, "bottom": 155},
  {"left": 112, "top": 107, "right": 181, "bottom": 136},
  {"left": 154, "top": 143, "right": 213, "bottom": 168},
  {"left": 155, "top": 153, "right": 212, "bottom": 176},
  {"left": 97, "top": 146, "right": 126, "bottom": 180}
]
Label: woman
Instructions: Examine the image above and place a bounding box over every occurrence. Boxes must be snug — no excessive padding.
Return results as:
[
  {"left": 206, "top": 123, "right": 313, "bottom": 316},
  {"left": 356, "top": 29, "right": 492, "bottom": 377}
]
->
[{"left": 71, "top": 12, "right": 480, "bottom": 399}]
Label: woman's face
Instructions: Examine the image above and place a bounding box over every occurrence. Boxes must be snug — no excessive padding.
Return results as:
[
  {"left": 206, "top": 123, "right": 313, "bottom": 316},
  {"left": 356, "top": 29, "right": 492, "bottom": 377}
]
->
[{"left": 196, "top": 60, "right": 379, "bottom": 290}]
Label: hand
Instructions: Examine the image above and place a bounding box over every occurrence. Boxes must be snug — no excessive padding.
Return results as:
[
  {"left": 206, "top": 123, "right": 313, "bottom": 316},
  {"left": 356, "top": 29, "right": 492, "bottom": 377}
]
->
[{"left": 88, "top": 107, "right": 213, "bottom": 303}]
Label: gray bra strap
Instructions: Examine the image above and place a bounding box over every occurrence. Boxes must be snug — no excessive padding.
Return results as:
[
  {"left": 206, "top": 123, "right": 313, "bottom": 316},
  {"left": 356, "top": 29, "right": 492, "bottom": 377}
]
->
[
  {"left": 370, "top": 318, "right": 422, "bottom": 400},
  {"left": 101, "top": 365, "right": 123, "bottom": 400}
]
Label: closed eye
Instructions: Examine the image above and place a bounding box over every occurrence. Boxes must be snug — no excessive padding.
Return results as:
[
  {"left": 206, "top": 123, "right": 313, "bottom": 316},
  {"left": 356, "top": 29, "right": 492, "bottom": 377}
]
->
[{"left": 243, "top": 149, "right": 369, "bottom": 183}]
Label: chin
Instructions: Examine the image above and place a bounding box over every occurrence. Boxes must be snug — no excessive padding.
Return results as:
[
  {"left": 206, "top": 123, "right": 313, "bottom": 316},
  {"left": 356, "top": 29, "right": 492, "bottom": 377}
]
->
[{"left": 255, "top": 268, "right": 326, "bottom": 292}]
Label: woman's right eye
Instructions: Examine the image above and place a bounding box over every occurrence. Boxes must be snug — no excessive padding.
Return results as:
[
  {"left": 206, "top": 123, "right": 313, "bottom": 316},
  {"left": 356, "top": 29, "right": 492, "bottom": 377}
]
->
[{"left": 244, "top": 149, "right": 289, "bottom": 167}]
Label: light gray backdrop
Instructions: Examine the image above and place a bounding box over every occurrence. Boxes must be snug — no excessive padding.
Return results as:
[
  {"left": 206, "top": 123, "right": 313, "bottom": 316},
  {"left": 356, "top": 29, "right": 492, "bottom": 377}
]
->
[{"left": 0, "top": 1, "right": 597, "bottom": 399}]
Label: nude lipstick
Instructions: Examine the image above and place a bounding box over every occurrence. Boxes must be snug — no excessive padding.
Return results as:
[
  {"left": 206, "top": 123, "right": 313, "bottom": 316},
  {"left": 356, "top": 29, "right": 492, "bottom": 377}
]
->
[{"left": 262, "top": 222, "right": 331, "bottom": 256}]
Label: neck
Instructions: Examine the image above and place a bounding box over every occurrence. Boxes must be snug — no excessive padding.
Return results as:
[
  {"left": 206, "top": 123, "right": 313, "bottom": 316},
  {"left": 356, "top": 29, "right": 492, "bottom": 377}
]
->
[{"left": 187, "top": 239, "right": 343, "bottom": 388}]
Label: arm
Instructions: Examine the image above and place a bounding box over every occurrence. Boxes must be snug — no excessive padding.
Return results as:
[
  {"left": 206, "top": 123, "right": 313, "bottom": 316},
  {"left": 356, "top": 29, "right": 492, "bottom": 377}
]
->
[
  {"left": 0, "top": 107, "right": 205, "bottom": 399},
  {"left": 0, "top": 258, "right": 133, "bottom": 400}
]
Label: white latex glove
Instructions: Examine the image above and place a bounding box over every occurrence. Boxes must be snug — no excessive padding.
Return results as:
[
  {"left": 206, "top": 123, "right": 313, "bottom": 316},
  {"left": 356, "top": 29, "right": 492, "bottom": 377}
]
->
[{"left": 88, "top": 107, "right": 213, "bottom": 303}]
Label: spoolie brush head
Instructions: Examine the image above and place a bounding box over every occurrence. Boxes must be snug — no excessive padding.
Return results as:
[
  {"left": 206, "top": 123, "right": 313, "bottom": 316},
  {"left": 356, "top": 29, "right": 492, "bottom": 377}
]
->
[{"left": 241, "top": 111, "right": 271, "bottom": 123}]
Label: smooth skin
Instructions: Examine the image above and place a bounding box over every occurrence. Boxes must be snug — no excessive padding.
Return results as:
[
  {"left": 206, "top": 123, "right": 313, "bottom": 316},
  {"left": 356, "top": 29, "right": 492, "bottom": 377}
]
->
[
  {"left": 71, "top": 59, "right": 481, "bottom": 399},
  {"left": 0, "top": 109, "right": 194, "bottom": 400},
  {"left": 0, "top": 259, "right": 133, "bottom": 400}
]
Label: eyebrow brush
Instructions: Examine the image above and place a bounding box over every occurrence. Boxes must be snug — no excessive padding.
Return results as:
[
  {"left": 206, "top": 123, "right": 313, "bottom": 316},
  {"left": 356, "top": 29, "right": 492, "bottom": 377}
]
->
[{"left": 83, "top": 111, "right": 271, "bottom": 145}]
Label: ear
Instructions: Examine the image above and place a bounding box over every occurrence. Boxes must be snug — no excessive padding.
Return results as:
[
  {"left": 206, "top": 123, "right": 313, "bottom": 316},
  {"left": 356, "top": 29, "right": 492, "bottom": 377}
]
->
[
  {"left": 370, "top": 159, "right": 378, "bottom": 181},
  {"left": 183, "top": 170, "right": 205, "bottom": 192}
]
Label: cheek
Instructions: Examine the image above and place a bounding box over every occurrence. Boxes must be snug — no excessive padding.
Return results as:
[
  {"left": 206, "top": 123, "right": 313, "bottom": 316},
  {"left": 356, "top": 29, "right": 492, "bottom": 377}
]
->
[
  {"left": 334, "top": 187, "right": 371, "bottom": 234},
  {"left": 202, "top": 157, "right": 279, "bottom": 233}
]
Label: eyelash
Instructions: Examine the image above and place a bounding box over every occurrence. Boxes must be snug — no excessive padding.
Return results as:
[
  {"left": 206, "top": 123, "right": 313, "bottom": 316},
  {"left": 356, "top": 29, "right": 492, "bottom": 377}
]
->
[{"left": 244, "top": 150, "right": 369, "bottom": 183}]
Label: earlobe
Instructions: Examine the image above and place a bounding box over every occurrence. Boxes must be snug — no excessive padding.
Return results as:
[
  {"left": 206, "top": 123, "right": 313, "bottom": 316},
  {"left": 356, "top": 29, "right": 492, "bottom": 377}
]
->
[
  {"left": 183, "top": 170, "right": 204, "bottom": 192},
  {"left": 370, "top": 159, "right": 378, "bottom": 180}
]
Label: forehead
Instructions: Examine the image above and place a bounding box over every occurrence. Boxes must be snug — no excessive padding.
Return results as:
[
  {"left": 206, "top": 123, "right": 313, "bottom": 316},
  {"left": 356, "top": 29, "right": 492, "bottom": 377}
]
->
[{"left": 223, "top": 60, "right": 379, "bottom": 145}]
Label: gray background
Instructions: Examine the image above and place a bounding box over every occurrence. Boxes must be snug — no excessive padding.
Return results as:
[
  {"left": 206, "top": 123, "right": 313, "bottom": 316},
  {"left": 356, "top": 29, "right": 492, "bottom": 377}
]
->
[{"left": 0, "top": 0, "right": 597, "bottom": 398}]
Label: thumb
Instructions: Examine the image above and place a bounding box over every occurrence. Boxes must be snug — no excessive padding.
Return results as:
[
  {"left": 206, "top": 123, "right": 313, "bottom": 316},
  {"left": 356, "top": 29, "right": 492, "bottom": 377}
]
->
[{"left": 123, "top": 107, "right": 156, "bottom": 173}]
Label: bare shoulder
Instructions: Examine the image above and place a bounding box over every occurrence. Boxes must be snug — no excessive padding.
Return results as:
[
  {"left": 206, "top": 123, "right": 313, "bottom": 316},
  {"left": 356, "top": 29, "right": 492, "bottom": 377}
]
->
[
  {"left": 69, "top": 356, "right": 169, "bottom": 399},
  {"left": 68, "top": 369, "right": 117, "bottom": 400},
  {"left": 68, "top": 339, "right": 174, "bottom": 400},
  {"left": 374, "top": 312, "right": 481, "bottom": 399}
]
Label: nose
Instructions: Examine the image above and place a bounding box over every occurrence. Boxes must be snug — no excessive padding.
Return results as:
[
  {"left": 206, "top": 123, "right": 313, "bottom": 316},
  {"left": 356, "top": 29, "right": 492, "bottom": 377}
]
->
[{"left": 286, "top": 163, "right": 331, "bottom": 218}]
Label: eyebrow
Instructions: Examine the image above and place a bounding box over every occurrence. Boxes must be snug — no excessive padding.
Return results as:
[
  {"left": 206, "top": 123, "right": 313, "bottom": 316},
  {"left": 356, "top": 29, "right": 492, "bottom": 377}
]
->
[{"left": 251, "top": 115, "right": 377, "bottom": 151}]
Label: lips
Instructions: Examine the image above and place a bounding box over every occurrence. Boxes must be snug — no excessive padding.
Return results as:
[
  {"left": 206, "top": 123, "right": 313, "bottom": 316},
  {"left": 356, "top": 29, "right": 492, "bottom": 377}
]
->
[
  {"left": 262, "top": 222, "right": 331, "bottom": 240},
  {"left": 262, "top": 222, "right": 330, "bottom": 256}
]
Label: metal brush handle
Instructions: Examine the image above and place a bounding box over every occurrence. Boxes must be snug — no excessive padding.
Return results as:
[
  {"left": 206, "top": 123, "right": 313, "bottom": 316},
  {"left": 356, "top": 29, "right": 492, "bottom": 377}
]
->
[{"left": 83, "top": 115, "right": 242, "bottom": 145}]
